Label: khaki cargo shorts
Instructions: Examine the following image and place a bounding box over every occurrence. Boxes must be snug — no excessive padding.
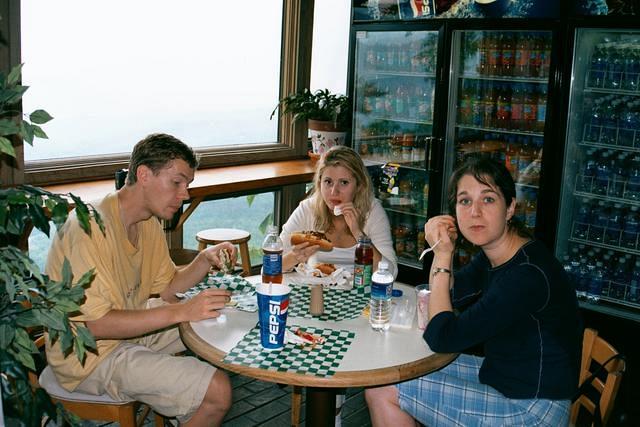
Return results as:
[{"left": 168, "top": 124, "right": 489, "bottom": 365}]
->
[{"left": 75, "top": 302, "right": 216, "bottom": 422}]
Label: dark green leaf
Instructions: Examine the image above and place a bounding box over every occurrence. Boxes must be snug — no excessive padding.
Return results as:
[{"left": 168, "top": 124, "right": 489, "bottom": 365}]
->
[
  {"left": 259, "top": 213, "right": 274, "bottom": 235},
  {"left": 5, "top": 85, "right": 29, "bottom": 104},
  {"left": 33, "top": 308, "right": 66, "bottom": 330},
  {"left": 7, "top": 63, "right": 23, "bottom": 86},
  {"left": 0, "top": 135, "right": 15, "bottom": 157},
  {"left": 28, "top": 202, "right": 50, "bottom": 236},
  {"left": 50, "top": 201, "right": 70, "bottom": 229},
  {"left": 61, "top": 258, "right": 73, "bottom": 285},
  {"left": 246, "top": 194, "right": 255, "bottom": 207},
  {"left": 21, "top": 120, "right": 35, "bottom": 145},
  {"left": 0, "top": 323, "right": 16, "bottom": 349},
  {"left": 0, "top": 118, "right": 19, "bottom": 136},
  {"left": 76, "top": 325, "right": 96, "bottom": 351},
  {"left": 29, "top": 109, "right": 54, "bottom": 125}
]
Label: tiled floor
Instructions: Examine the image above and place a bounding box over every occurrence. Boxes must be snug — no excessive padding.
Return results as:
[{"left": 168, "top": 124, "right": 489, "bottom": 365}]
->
[
  {"left": 76, "top": 372, "right": 372, "bottom": 427},
  {"left": 220, "top": 372, "right": 372, "bottom": 427}
]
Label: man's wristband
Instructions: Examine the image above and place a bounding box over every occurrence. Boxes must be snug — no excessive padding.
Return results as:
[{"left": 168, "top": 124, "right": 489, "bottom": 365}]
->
[{"left": 431, "top": 267, "right": 452, "bottom": 277}]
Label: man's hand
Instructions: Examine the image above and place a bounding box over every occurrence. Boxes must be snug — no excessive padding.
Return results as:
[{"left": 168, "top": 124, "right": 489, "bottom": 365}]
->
[
  {"left": 182, "top": 288, "right": 231, "bottom": 322},
  {"left": 203, "top": 242, "right": 237, "bottom": 271}
]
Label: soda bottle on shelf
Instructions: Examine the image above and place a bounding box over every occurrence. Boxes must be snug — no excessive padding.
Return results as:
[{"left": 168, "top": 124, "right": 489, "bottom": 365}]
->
[
  {"left": 477, "top": 32, "right": 489, "bottom": 75},
  {"left": 500, "top": 33, "right": 515, "bottom": 76},
  {"left": 471, "top": 81, "right": 484, "bottom": 127},
  {"left": 262, "top": 225, "right": 284, "bottom": 284},
  {"left": 540, "top": 36, "right": 552, "bottom": 78},
  {"left": 505, "top": 137, "right": 519, "bottom": 181},
  {"left": 524, "top": 191, "right": 537, "bottom": 229},
  {"left": 517, "top": 137, "right": 533, "bottom": 178},
  {"left": 510, "top": 83, "right": 524, "bottom": 131},
  {"left": 514, "top": 33, "right": 531, "bottom": 77},
  {"left": 495, "top": 83, "right": 511, "bottom": 130},
  {"left": 458, "top": 80, "right": 472, "bottom": 125},
  {"left": 535, "top": 85, "right": 547, "bottom": 133},
  {"left": 482, "top": 82, "right": 495, "bottom": 128},
  {"left": 369, "top": 261, "right": 394, "bottom": 331},
  {"left": 523, "top": 84, "right": 538, "bottom": 132},
  {"left": 353, "top": 235, "right": 373, "bottom": 290},
  {"left": 528, "top": 34, "right": 542, "bottom": 78},
  {"left": 488, "top": 32, "right": 501, "bottom": 76}
]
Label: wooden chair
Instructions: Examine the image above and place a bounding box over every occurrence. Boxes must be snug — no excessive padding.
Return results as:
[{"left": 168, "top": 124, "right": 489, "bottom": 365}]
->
[
  {"left": 29, "top": 336, "right": 164, "bottom": 427},
  {"left": 570, "top": 328, "right": 625, "bottom": 427},
  {"left": 196, "top": 228, "right": 252, "bottom": 276}
]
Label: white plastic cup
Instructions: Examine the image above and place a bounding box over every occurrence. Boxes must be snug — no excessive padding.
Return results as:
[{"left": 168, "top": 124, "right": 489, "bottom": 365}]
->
[{"left": 415, "top": 284, "right": 431, "bottom": 330}]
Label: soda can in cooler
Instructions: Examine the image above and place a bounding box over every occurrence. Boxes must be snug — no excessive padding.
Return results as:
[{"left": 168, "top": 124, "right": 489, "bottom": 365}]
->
[{"left": 256, "top": 283, "right": 291, "bottom": 350}]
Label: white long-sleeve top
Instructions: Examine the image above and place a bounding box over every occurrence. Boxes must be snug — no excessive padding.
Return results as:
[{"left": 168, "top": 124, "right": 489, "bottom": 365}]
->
[{"left": 280, "top": 198, "right": 398, "bottom": 278}]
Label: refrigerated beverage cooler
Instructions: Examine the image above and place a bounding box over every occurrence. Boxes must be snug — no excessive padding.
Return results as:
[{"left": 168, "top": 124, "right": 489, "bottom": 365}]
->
[
  {"left": 556, "top": 28, "right": 640, "bottom": 319},
  {"left": 444, "top": 29, "right": 552, "bottom": 237},
  {"left": 351, "top": 29, "right": 440, "bottom": 272},
  {"left": 349, "top": 25, "right": 556, "bottom": 277}
]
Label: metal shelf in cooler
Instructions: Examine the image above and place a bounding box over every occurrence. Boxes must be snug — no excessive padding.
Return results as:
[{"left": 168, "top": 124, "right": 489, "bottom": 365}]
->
[
  {"left": 573, "top": 176, "right": 640, "bottom": 208},
  {"left": 361, "top": 114, "right": 433, "bottom": 126},
  {"left": 456, "top": 124, "right": 544, "bottom": 137},
  {"left": 567, "top": 236, "right": 640, "bottom": 257},
  {"left": 363, "top": 158, "right": 426, "bottom": 171},
  {"left": 584, "top": 86, "right": 640, "bottom": 97},
  {"left": 397, "top": 255, "right": 422, "bottom": 269},
  {"left": 579, "top": 140, "right": 640, "bottom": 154},
  {"left": 579, "top": 300, "right": 640, "bottom": 323},
  {"left": 459, "top": 73, "right": 548, "bottom": 84},
  {"left": 382, "top": 205, "right": 427, "bottom": 219},
  {"left": 361, "top": 71, "right": 437, "bottom": 79}
]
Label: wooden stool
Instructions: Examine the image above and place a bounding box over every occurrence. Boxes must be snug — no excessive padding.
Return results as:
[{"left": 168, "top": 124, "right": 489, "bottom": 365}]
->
[{"left": 196, "top": 228, "right": 252, "bottom": 276}]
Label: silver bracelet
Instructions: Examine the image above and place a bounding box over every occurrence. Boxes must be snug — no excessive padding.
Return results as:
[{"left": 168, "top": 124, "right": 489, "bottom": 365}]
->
[{"left": 431, "top": 267, "right": 452, "bottom": 277}]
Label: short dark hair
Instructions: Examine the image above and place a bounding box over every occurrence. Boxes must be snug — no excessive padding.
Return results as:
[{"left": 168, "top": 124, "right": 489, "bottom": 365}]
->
[
  {"left": 447, "top": 157, "right": 529, "bottom": 238},
  {"left": 127, "top": 133, "right": 199, "bottom": 185}
]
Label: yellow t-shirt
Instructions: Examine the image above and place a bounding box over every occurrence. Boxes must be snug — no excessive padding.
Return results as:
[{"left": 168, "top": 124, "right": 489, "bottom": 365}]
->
[{"left": 44, "top": 192, "right": 176, "bottom": 391}]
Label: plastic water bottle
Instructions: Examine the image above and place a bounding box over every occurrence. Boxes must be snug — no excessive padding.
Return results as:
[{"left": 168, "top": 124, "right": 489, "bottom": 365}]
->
[
  {"left": 369, "top": 261, "right": 394, "bottom": 331},
  {"left": 604, "top": 203, "right": 624, "bottom": 246},
  {"left": 576, "top": 258, "right": 589, "bottom": 299},
  {"left": 624, "top": 155, "right": 640, "bottom": 201},
  {"left": 589, "top": 201, "right": 608, "bottom": 243},
  {"left": 594, "top": 151, "right": 611, "bottom": 195},
  {"left": 261, "top": 225, "right": 283, "bottom": 284},
  {"left": 588, "top": 261, "right": 607, "bottom": 301},
  {"left": 589, "top": 43, "right": 606, "bottom": 88},
  {"left": 621, "top": 206, "right": 640, "bottom": 249},
  {"left": 629, "top": 261, "right": 640, "bottom": 303},
  {"left": 581, "top": 149, "right": 598, "bottom": 192},
  {"left": 585, "top": 100, "right": 603, "bottom": 142},
  {"left": 610, "top": 154, "right": 628, "bottom": 198}
]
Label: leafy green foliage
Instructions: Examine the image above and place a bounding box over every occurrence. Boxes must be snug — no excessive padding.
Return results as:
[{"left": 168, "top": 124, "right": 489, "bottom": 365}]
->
[
  {"left": 271, "top": 88, "right": 351, "bottom": 130},
  {"left": 1, "top": 63, "right": 103, "bottom": 426},
  {"left": 0, "top": 64, "right": 53, "bottom": 157}
]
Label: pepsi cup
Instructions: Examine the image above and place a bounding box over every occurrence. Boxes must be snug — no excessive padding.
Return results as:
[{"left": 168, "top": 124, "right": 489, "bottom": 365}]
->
[{"left": 256, "top": 283, "right": 291, "bottom": 350}]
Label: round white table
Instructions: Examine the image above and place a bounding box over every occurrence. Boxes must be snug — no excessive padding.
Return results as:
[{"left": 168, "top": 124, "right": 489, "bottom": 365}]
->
[{"left": 179, "top": 275, "right": 456, "bottom": 426}]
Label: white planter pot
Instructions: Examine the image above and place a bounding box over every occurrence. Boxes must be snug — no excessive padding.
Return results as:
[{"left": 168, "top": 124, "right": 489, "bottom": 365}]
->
[{"left": 308, "top": 120, "right": 346, "bottom": 155}]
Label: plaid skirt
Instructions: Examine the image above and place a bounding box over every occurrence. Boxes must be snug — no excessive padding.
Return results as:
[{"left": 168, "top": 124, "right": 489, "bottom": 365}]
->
[{"left": 396, "top": 354, "right": 570, "bottom": 427}]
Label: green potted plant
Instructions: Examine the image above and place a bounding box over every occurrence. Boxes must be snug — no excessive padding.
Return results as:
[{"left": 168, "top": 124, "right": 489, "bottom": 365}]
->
[
  {"left": 271, "top": 88, "right": 351, "bottom": 156},
  {"left": 0, "top": 63, "right": 103, "bottom": 426}
]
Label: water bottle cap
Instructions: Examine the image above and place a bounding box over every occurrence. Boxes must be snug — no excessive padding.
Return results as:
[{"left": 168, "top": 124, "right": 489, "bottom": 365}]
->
[
  {"left": 378, "top": 261, "right": 389, "bottom": 270},
  {"left": 267, "top": 225, "right": 279, "bottom": 233}
]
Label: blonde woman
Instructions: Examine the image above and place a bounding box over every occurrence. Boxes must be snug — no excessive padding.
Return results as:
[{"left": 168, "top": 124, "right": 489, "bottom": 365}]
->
[{"left": 281, "top": 145, "right": 397, "bottom": 277}]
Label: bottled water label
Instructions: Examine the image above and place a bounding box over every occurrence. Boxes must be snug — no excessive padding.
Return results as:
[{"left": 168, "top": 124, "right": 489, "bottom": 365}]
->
[{"left": 371, "top": 280, "right": 392, "bottom": 300}]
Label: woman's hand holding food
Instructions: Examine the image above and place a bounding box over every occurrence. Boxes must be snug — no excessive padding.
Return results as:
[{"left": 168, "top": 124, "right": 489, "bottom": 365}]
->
[
  {"left": 337, "top": 202, "right": 363, "bottom": 239},
  {"left": 283, "top": 241, "right": 320, "bottom": 271},
  {"left": 424, "top": 215, "right": 458, "bottom": 255}
]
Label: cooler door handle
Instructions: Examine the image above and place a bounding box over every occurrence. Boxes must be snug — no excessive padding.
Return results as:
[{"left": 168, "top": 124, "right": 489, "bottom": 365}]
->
[{"left": 426, "top": 136, "right": 442, "bottom": 173}]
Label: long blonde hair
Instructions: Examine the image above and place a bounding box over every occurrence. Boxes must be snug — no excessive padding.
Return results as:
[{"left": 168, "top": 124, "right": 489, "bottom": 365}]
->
[{"left": 310, "top": 146, "right": 373, "bottom": 234}]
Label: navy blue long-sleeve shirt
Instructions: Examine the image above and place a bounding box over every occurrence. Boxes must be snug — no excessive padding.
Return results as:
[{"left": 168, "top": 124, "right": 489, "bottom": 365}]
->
[{"left": 424, "top": 240, "right": 582, "bottom": 399}]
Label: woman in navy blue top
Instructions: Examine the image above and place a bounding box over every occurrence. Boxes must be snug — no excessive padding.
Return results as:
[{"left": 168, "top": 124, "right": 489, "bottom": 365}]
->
[{"left": 366, "top": 158, "right": 582, "bottom": 426}]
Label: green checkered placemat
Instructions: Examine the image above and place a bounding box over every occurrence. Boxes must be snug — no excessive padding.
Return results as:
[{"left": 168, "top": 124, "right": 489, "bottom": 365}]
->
[
  {"left": 182, "top": 272, "right": 254, "bottom": 299},
  {"left": 223, "top": 324, "right": 355, "bottom": 377},
  {"left": 288, "top": 284, "right": 369, "bottom": 321}
]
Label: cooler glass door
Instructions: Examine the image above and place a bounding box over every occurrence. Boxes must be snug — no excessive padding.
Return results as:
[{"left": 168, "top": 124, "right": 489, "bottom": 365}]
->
[
  {"left": 556, "top": 28, "right": 640, "bottom": 315},
  {"left": 443, "top": 29, "right": 552, "bottom": 264},
  {"left": 352, "top": 29, "right": 439, "bottom": 269}
]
